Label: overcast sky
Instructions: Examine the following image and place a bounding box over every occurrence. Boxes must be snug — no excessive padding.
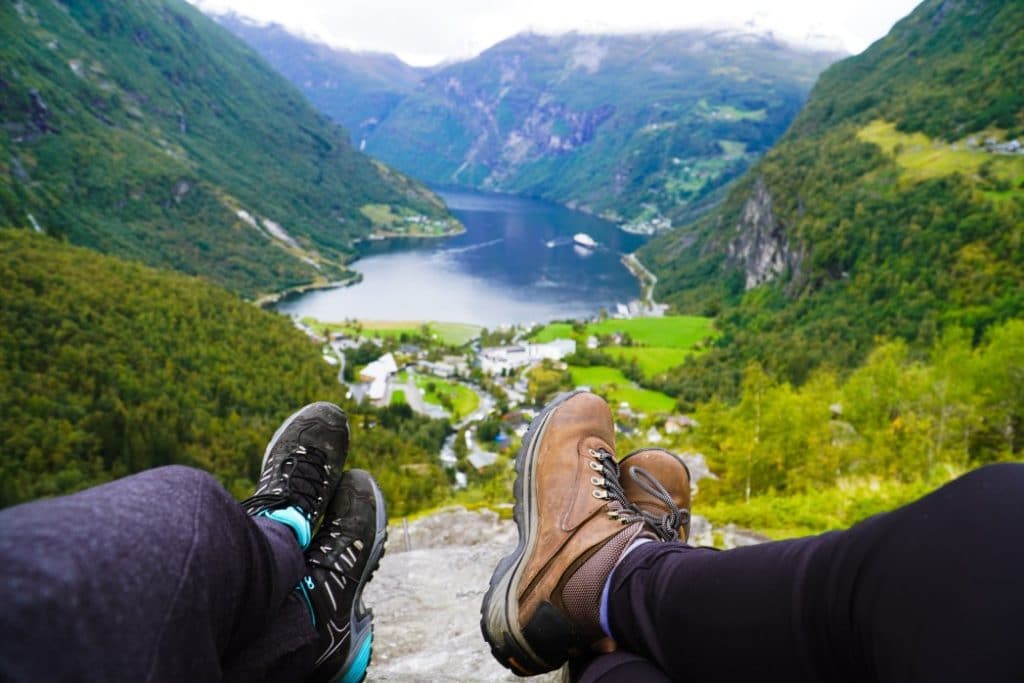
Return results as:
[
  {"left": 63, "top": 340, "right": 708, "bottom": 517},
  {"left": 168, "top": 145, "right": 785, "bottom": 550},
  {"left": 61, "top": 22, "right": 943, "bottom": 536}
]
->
[{"left": 190, "top": 0, "right": 923, "bottom": 66}]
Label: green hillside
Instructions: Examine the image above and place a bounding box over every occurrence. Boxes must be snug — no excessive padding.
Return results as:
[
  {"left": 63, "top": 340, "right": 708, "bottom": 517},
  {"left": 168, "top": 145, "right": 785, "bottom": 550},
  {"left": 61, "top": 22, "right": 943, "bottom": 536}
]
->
[
  {"left": 0, "top": 230, "right": 449, "bottom": 514},
  {"left": 0, "top": 0, "right": 452, "bottom": 297},
  {"left": 642, "top": 0, "right": 1024, "bottom": 401}
]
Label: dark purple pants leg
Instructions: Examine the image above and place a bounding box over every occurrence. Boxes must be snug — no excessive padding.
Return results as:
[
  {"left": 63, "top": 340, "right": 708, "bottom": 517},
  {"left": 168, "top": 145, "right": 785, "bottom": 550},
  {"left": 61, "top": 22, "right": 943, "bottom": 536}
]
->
[
  {"left": 0, "top": 466, "right": 318, "bottom": 682},
  {"left": 599, "top": 463, "right": 1024, "bottom": 683},
  {"left": 570, "top": 651, "right": 672, "bottom": 683}
]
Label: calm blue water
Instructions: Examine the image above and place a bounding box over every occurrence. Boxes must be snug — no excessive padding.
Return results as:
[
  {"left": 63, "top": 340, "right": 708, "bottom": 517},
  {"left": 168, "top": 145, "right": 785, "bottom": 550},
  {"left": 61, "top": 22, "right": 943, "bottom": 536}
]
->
[{"left": 276, "top": 189, "right": 648, "bottom": 327}]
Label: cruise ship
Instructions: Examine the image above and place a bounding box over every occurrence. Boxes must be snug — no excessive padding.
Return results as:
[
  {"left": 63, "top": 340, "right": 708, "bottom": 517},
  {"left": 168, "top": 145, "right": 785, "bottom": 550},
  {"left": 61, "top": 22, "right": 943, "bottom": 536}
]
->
[{"left": 573, "top": 233, "right": 597, "bottom": 249}]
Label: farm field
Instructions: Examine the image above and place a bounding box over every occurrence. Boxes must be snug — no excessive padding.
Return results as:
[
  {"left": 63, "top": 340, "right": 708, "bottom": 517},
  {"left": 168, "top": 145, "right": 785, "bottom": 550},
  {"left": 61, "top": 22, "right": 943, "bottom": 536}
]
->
[
  {"left": 569, "top": 366, "right": 676, "bottom": 413},
  {"left": 413, "top": 374, "right": 479, "bottom": 419},
  {"left": 531, "top": 316, "right": 714, "bottom": 349},
  {"left": 532, "top": 315, "right": 715, "bottom": 379},
  {"left": 303, "top": 318, "right": 481, "bottom": 346}
]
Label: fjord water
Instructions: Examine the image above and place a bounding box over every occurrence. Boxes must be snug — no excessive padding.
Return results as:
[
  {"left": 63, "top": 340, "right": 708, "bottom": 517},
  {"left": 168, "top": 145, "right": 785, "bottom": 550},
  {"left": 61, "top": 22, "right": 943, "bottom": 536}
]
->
[{"left": 276, "top": 189, "right": 648, "bottom": 327}]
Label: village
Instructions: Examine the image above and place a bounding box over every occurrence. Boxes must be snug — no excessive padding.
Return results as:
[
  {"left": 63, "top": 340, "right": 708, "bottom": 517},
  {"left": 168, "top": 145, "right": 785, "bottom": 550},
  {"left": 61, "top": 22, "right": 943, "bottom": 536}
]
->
[{"left": 292, "top": 304, "right": 717, "bottom": 495}]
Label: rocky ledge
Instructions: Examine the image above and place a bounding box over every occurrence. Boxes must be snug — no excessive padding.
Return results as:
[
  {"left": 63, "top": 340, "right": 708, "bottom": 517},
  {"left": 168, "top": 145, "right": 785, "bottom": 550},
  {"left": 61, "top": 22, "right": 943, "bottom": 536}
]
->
[{"left": 365, "top": 506, "right": 765, "bottom": 681}]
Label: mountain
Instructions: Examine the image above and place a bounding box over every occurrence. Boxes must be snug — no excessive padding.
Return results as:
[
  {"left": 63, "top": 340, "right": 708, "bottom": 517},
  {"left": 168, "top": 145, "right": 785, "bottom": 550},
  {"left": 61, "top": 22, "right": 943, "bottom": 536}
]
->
[
  {"left": 640, "top": 0, "right": 1024, "bottom": 399},
  {"left": 217, "top": 25, "right": 841, "bottom": 229},
  {"left": 212, "top": 12, "right": 428, "bottom": 142},
  {"left": 0, "top": 229, "right": 450, "bottom": 513},
  {"left": 0, "top": 0, "right": 453, "bottom": 298}
]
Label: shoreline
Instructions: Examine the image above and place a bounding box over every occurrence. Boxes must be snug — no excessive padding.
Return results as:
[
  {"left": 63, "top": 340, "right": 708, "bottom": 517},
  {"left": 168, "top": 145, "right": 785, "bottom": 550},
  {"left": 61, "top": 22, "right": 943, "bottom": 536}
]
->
[
  {"left": 357, "top": 219, "right": 466, "bottom": 243},
  {"left": 621, "top": 251, "right": 661, "bottom": 310},
  {"left": 256, "top": 222, "right": 466, "bottom": 309},
  {"left": 254, "top": 273, "right": 362, "bottom": 308}
]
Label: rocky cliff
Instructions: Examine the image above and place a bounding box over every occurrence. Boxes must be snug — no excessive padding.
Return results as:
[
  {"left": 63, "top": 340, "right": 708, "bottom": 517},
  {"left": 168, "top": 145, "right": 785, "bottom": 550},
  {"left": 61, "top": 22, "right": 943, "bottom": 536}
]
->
[{"left": 726, "top": 177, "right": 803, "bottom": 290}]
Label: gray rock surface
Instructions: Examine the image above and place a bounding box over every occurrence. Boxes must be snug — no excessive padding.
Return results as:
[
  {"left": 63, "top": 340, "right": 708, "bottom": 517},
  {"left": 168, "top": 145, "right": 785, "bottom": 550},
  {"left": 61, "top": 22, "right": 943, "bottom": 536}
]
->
[
  {"left": 365, "top": 507, "right": 560, "bottom": 682},
  {"left": 365, "top": 506, "right": 765, "bottom": 680},
  {"left": 726, "top": 176, "right": 803, "bottom": 290}
]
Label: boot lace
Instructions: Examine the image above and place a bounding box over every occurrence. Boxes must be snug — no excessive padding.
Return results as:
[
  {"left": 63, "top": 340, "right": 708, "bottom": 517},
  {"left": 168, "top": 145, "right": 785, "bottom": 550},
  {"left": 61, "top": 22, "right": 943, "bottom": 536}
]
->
[
  {"left": 624, "top": 466, "right": 689, "bottom": 541},
  {"left": 588, "top": 448, "right": 689, "bottom": 542},
  {"left": 242, "top": 445, "right": 330, "bottom": 517}
]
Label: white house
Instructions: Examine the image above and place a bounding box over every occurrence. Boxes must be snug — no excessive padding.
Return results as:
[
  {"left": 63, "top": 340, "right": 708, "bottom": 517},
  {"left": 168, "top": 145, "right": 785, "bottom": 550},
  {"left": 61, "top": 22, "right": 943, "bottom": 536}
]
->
[
  {"left": 367, "top": 376, "right": 388, "bottom": 402},
  {"left": 479, "top": 339, "right": 577, "bottom": 375},
  {"left": 359, "top": 352, "right": 398, "bottom": 383}
]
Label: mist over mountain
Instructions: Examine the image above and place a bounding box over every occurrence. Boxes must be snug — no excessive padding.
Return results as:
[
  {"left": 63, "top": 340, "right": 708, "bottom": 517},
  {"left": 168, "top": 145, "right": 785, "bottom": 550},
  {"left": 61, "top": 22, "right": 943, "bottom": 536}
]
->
[
  {"left": 214, "top": 21, "right": 843, "bottom": 230},
  {"left": 1, "top": 0, "right": 451, "bottom": 297},
  {"left": 212, "top": 12, "right": 429, "bottom": 142}
]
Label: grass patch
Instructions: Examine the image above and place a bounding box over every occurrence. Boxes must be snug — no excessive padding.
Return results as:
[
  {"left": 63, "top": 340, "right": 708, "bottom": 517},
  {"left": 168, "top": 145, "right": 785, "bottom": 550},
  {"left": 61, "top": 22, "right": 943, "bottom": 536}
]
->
[
  {"left": 413, "top": 375, "right": 479, "bottom": 419},
  {"left": 587, "top": 316, "right": 715, "bottom": 348},
  {"left": 857, "top": 120, "right": 1024, "bottom": 188},
  {"left": 530, "top": 323, "right": 575, "bottom": 343},
  {"left": 303, "top": 317, "right": 481, "bottom": 346},
  {"left": 360, "top": 203, "right": 402, "bottom": 227},
  {"left": 569, "top": 365, "right": 677, "bottom": 413},
  {"left": 718, "top": 140, "right": 748, "bottom": 157},
  {"left": 390, "top": 390, "right": 407, "bottom": 406},
  {"left": 603, "top": 346, "right": 694, "bottom": 376},
  {"left": 531, "top": 316, "right": 715, "bottom": 350},
  {"left": 696, "top": 99, "right": 766, "bottom": 122}
]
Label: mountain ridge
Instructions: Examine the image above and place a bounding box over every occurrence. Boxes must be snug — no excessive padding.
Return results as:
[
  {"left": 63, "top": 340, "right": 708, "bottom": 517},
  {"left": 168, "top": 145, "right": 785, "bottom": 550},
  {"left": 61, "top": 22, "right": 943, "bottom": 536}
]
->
[
  {"left": 1, "top": 0, "right": 453, "bottom": 297},
  {"left": 215, "top": 21, "right": 843, "bottom": 230}
]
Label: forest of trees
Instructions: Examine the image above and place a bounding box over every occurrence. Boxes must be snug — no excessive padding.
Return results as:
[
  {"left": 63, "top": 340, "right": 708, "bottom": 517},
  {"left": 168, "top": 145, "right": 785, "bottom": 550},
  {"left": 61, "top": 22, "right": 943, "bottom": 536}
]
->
[
  {"left": 0, "top": 231, "right": 450, "bottom": 515},
  {"left": 666, "top": 321, "right": 1024, "bottom": 535}
]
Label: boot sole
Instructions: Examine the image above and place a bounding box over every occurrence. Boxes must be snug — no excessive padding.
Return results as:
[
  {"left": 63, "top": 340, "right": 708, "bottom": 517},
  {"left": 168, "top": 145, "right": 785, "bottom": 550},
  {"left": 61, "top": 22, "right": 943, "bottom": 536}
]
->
[
  {"left": 480, "top": 389, "right": 586, "bottom": 676},
  {"left": 337, "top": 473, "right": 388, "bottom": 683}
]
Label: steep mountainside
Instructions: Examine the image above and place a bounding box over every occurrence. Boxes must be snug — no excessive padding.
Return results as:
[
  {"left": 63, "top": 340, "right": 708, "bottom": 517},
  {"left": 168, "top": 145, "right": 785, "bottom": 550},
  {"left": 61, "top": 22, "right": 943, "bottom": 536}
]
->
[
  {"left": 213, "top": 13, "right": 427, "bottom": 142},
  {"left": 641, "top": 0, "right": 1024, "bottom": 399},
  {"left": 0, "top": 0, "right": 452, "bottom": 297},
  {"left": 220, "top": 25, "right": 840, "bottom": 230},
  {"left": 0, "top": 230, "right": 450, "bottom": 512}
]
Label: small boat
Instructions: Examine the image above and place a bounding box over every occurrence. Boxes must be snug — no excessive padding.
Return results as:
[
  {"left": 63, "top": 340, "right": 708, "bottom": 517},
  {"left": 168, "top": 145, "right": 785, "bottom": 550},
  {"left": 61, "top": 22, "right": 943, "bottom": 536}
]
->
[{"left": 573, "top": 233, "right": 597, "bottom": 249}]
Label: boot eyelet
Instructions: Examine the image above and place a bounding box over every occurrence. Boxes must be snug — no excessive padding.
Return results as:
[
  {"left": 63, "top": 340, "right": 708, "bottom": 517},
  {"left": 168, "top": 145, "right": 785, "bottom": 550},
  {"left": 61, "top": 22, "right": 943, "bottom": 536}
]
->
[
  {"left": 592, "top": 489, "right": 608, "bottom": 499},
  {"left": 589, "top": 461, "right": 602, "bottom": 471},
  {"left": 591, "top": 476, "right": 606, "bottom": 486}
]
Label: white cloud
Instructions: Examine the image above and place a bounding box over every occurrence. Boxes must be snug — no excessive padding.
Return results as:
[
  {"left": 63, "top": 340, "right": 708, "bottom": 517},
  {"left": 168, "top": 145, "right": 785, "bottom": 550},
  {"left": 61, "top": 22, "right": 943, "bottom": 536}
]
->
[{"left": 190, "top": 0, "right": 923, "bottom": 65}]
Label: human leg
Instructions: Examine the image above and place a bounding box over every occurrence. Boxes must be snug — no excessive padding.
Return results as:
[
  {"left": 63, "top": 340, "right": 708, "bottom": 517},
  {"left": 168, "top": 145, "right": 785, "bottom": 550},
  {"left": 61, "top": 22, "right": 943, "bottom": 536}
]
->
[
  {"left": 0, "top": 400, "right": 352, "bottom": 682},
  {"left": 0, "top": 465, "right": 313, "bottom": 682},
  {"left": 607, "top": 463, "right": 1024, "bottom": 682},
  {"left": 568, "top": 651, "right": 672, "bottom": 683},
  {"left": 300, "top": 468, "right": 388, "bottom": 683}
]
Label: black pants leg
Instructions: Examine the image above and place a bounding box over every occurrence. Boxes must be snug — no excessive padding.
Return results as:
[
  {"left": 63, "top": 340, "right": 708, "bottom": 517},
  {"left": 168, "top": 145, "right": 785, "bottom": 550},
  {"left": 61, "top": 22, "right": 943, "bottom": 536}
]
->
[
  {"left": 602, "top": 463, "right": 1024, "bottom": 683},
  {"left": 0, "top": 466, "right": 317, "bottom": 682}
]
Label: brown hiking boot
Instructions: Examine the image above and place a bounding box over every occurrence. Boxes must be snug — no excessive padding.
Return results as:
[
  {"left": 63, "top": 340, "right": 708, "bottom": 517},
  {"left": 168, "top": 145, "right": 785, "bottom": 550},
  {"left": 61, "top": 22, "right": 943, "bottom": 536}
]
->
[
  {"left": 481, "top": 391, "right": 652, "bottom": 676},
  {"left": 619, "top": 448, "right": 692, "bottom": 542}
]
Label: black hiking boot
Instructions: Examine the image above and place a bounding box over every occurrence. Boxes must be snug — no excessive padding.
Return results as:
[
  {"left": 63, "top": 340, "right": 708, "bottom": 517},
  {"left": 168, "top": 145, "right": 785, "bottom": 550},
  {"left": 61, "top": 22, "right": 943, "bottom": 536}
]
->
[
  {"left": 241, "top": 402, "right": 349, "bottom": 548},
  {"left": 298, "top": 469, "right": 388, "bottom": 683}
]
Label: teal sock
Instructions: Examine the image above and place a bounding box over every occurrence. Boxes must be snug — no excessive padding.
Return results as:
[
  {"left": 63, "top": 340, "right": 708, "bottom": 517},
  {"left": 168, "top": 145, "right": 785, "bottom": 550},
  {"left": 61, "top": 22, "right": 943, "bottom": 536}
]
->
[
  {"left": 262, "top": 506, "right": 312, "bottom": 549},
  {"left": 296, "top": 575, "right": 316, "bottom": 626}
]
